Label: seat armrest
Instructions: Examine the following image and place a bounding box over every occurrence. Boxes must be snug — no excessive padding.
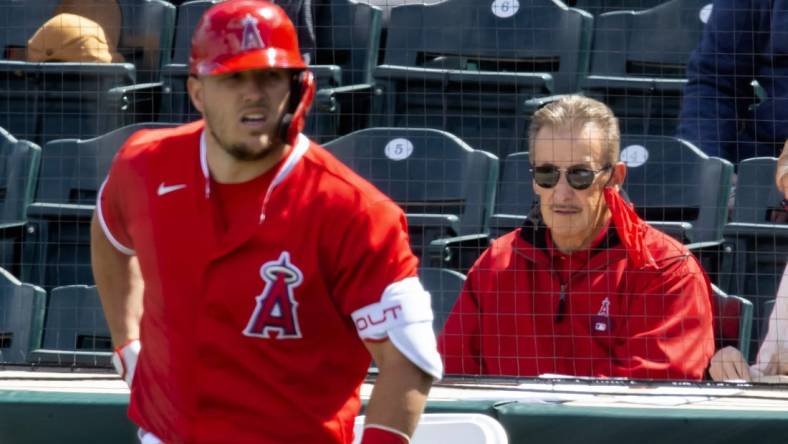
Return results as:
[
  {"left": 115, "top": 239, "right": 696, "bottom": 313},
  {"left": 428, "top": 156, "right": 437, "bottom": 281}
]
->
[
  {"left": 686, "top": 239, "right": 728, "bottom": 285},
  {"left": 107, "top": 82, "right": 164, "bottom": 122},
  {"left": 427, "top": 233, "right": 491, "bottom": 273},
  {"left": 523, "top": 94, "right": 583, "bottom": 115}
]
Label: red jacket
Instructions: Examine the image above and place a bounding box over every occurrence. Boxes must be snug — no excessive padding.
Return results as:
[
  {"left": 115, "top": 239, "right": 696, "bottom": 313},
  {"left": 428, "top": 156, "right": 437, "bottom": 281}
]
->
[{"left": 439, "top": 190, "right": 714, "bottom": 380}]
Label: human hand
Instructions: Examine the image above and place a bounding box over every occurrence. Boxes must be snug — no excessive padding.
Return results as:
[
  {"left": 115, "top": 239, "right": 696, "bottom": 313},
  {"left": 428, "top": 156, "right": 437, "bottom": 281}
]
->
[{"left": 709, "top": 346, "right": 751, "bottom": 381}]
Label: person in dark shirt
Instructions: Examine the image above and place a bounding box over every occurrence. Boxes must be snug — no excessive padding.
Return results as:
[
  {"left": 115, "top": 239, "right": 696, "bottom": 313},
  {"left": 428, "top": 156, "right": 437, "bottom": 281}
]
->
[{"left": 677, "top": 0, "right": 787, "bottom": 163}]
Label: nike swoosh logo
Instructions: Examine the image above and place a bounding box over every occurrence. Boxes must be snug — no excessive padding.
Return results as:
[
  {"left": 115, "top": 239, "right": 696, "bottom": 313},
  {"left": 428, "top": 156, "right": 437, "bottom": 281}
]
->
[{"left": 157, "top": 183, "right": 187, "bottom": 196}]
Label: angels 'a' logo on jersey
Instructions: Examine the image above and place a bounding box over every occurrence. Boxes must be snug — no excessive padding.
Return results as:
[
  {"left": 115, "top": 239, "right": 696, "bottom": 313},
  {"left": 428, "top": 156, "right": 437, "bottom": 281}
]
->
[
  {"left": 243, "top": 252, "right": 303, "bottom": 339},
  {"left": 241, "top": 13, "right": 265, "bottom": 51}
]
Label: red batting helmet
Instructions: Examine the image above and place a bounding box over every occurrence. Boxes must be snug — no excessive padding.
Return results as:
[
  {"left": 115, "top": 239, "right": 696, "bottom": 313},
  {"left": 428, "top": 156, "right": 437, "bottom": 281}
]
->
[{"left": 190, "top": 0, "right": 315, "bottom": 145}]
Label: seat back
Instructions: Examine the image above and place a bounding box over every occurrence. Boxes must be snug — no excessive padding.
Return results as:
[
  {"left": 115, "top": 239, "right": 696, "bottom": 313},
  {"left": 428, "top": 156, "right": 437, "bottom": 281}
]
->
[
  {"left": 0, "top": 267, "right": 45, "bottom": 364},
  {"left": 117, "top": 0, "right": 176, "bottom": 83},
  {"left": 419, "top": 267, "right": 466, "bottom": 333},
  {"left": 711, "top": 284, "right": 753, "bottom": 359},
  {"left": 356, "top": 0, "right": 438, "bottom": 65},
  {"left": 0, "top": 0, "right": 60, "bottom": 59},
  {"left": 158, "top": 0, "right": 220, "bottom": 123},
  {"left": 732, "top": 157, "right": 785, "bottom": 225},
  {"left": 23, "top": 122, "right": 176, "bottom": 290},
  {"left": 373, "top": 0, "right": 592, "bottom": 158},
  {"left": 383, "top": 0, "right": 592, "bottom": 94},
  {"left": 490, "top": 151, "right": 534, "bottom": 238},
  {"left": 621, "top": 135, "right": 732, "bottom": 243},
  {"left": 581, "top": 0, "right": 709, "bottom": 135},
  {"left": 36, "top": 285, "right": 111, "bottom": 366},
  {"left": 723, "top": 157, "right": 788, "bottom": 361},
  {"left": 0, "top": 127, "right": 40, "bottom": 224},
  {"left": 314, "top": 0, "right": 383, "bottom": 86},
  {"left": 354, "top": 413, "right": 509, "bottom": 444},
  {"left": 324, "top": 127, "right": 499, "bottom": 254},
  {"left": 0, "top": 62, "right": 137, "bottom": 144}
]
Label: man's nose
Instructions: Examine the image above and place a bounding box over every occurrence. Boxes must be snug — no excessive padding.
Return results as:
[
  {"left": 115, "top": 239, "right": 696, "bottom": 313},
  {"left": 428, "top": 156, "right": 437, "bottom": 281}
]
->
[
  {"left": 240, "top": 76, "right": 267, "bottom": 102},
  {"left": 552, "top": 172, "right": 576, "bottom": 201}
]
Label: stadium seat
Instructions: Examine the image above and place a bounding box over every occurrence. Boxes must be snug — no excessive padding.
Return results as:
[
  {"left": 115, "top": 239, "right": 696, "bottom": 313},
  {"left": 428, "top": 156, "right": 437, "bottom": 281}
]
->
[
  {"left": 324, "top": 127, "right": 499, "bottom": 259},
  {"left": 353, "top": 413, "right": 509, "bottom": 444},
  {"left": 372, "top": 0, "right": 593, "bottom": 159},
  {"left": 620, "top": 135, "right": 733, "bottom": 245},
  {"left": 721, "top": 157, "right": 788, "bottom": 362},
  {"left": 313, "top": 0, "right": 384, "bottom": 135},
  {"left": 711, "top": 284, "right": 753, "bottom": 360},
  {"left": 0, "top": 266, "right": 45, "bottom": 365},
  {"left": 580, "top": 0, "right": 709, "bottom": 136},
  {"left": 28, "top": 285, "right": 111, "bottom": 367},
  {"left": 0, "top": 127, "right": 40, "bottom": 277},
  {"left": 160, "top": 0, "right": 381, "bottom": 140},
  {"left": 116, "top": 0, "right": 177, "bottom": 83},
  {"left": 356, "top": 0, "right": 440, "bottom": 67},
  {"left": 19, "top": 122, "right": 175, "bottom": 290},
  {"left": 0, "top": 62, "right": 141, "bottom": 145},
  {"left": 489, "top": 151, "right": 535, "bottom": 239},
  {"left": 0, "top": 1, "right": 176, "bottom": 143},
  {"left": 420, "top": 267, "right": 466, "bottom": 333}
]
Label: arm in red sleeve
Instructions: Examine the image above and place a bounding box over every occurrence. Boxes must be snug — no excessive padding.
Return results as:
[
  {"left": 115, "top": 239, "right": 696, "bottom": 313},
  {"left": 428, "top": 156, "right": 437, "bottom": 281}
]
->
[{"left": 612, "top": 254, "right": 715, "bottom": 380}]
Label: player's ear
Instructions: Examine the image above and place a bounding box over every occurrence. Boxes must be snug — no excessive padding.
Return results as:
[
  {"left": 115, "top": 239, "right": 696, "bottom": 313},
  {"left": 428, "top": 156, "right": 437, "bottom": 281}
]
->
[{"left": 187, "top": 75, "right": 206, "bottom": 115}]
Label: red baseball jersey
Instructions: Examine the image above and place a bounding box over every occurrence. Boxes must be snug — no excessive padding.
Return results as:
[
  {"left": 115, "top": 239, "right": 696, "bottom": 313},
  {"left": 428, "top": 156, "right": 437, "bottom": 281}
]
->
[{"left": 98, "top": 121, "right": 419, "bottom": 443}]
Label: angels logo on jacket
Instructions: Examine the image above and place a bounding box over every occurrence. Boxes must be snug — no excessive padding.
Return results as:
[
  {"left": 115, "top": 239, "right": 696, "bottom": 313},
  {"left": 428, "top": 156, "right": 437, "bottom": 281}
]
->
[
  {"left": 241, "top": 13, "right": 265, "bottom": 51},
  {"left": 243, "top": 252, "right": 303, "bottom": 339},
  {"left": 591, "top": 297, "right": 612, "bottom": 333}
]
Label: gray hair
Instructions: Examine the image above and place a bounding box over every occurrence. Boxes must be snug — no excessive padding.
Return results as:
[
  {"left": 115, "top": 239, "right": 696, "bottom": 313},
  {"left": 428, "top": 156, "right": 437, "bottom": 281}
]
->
[{"left": 528, "top": 95, "right": 620, "bottom": 166}]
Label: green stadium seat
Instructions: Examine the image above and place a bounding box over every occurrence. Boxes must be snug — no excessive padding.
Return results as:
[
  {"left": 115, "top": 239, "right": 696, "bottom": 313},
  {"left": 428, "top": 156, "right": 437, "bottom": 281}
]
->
[
  {"left": 324, "top": 127, "right": 499, "bottom": 258},
  {"left": 372, "top": 0, "right": 593, "bottom": 159},
  {"left": 116, "top": 0, "right": 177, "bottom": 83},
  {"left": 0, "top": 266, "right": 45, "bottom": 365},
  {"left": 420, "top": 267, "right": 466, "bottom": 333},
  {"left": 711, "top": 284, "right": 753, "bottom": 361},
  {"left": 621, "top": 135, "right": 732, "bottom": 245},
  {"left": 0, "top": 127, "right": 40, "bottom": 279},
  {"left": 721, "top": 157, "right": 788, "bottom": 362},
  {"left": 489, "top": 151, "right": 535, "bottom": 239},
  {"left": 580, "top": 0, "right": 709, "bottom": 136},
  {"left": 0, "top": 62, "right": 142, "bottom": 145},
  {"left": 29, "top": 285, "right": 112, "bottom": 367},
  {"left": 19, "top": 123, "right": 175, "bottom": 291}
]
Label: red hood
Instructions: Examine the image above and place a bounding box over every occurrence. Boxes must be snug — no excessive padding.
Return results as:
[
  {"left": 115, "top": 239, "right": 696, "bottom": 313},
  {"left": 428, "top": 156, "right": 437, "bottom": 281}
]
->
[{"left": 604, "top": 187, "right": 658, "bottom": 270}]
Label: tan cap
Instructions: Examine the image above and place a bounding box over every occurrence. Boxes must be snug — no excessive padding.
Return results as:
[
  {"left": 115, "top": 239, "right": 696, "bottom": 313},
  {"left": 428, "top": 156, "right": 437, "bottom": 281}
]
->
[
  {"left": 55, "top": 0, "right": 122, "bottom": 55},
  {"left": 27, "top": 13, "right": 117, "bottom": 63}
]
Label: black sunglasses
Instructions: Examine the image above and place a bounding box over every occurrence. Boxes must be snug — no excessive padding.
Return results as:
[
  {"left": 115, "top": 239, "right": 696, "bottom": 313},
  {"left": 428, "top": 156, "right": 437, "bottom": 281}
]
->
[{"left": 530, "top": 164, "right": 612, "bottom": 190}]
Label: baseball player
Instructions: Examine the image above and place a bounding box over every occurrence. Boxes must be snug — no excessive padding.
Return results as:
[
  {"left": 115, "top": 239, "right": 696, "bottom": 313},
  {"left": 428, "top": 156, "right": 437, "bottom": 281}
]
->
[{"left": 90, "top": 1, "right": 442, "bottom": 443}]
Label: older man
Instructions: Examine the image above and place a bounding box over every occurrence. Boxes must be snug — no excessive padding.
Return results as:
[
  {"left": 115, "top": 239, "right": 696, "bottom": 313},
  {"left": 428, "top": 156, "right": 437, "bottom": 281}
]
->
[{"left": 439, "top": 96, "right": 714, "bottom": 380}]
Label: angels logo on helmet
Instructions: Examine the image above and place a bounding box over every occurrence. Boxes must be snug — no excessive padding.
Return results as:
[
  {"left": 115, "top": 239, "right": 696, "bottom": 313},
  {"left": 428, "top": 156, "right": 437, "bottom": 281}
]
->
[{"left": 240, "top": 13, "right": 265, "bottom": 51}]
